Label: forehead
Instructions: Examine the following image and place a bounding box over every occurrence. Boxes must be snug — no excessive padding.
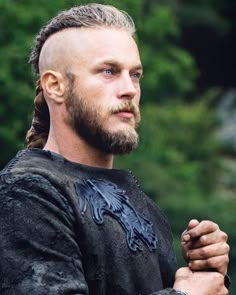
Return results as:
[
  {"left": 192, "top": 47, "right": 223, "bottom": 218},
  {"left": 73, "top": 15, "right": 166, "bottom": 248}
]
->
[
  {"left": 71, "top": 27, "right": 141, "bottom": 69},
  {"left": 40, "top": 27, "right": 141, "bottom": 73}
]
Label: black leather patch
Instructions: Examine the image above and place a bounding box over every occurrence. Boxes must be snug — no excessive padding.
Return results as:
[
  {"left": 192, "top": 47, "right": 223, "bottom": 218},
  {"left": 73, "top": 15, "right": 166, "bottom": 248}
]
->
[{"left": 75, "top": 178, "right": 158, "bottom": 252}]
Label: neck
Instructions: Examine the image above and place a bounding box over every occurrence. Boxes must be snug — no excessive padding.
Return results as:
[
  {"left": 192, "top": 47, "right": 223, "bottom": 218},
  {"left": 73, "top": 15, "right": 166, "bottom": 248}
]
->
[{"left": 44, "top": 125, "right": 114, "bottom": 169}]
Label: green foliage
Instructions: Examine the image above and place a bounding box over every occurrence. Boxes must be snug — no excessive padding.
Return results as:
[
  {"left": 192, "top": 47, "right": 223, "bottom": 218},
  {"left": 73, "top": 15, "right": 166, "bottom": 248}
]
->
[
  {"left": 115, "top": 99, "right": 220, "bottom": 198},
  {"left": 135, "top": 2, "right": 198, "bottom": 101},
  {"left": 0, "top": 0, "right": 235, "bottom": 290}
]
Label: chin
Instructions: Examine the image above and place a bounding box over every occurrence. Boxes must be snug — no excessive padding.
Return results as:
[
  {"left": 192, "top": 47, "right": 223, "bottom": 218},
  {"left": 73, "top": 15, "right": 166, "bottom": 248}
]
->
[
  {"left": 109, "top": 122, "right": 136, "bottom": 134},
  {"left": 120, "top": 117, "right": 136, "bottom": 127}
]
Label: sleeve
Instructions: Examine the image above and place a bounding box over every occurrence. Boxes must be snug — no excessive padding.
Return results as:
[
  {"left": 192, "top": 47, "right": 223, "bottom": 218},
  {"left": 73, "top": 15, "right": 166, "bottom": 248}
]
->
[{"left": 0, "top": 173, "right": 88, "bottom": 295}]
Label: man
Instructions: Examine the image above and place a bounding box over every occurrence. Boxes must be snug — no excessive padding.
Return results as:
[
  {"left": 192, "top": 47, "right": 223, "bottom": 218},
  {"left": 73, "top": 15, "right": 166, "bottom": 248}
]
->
[{"left": 0, "top": 3, "right": 230, "bottom": 294}]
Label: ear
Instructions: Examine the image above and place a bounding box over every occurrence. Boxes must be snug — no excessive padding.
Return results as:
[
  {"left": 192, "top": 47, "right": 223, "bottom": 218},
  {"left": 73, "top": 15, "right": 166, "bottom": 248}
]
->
[{"left": 40, "top": 71, "right": 66, "bottom": 104}]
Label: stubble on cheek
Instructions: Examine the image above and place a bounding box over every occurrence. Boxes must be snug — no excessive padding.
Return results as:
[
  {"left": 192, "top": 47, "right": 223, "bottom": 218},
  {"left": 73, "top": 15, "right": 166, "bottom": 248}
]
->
[{"left": 63, "top": 81, "right": 140, "bottom": 154}]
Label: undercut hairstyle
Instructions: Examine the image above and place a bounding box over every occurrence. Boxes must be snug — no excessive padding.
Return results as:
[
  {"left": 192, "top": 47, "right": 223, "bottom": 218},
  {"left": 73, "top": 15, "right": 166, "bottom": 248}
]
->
[{"left": 25, "top": 3, "right": 136, "bottom": 148}]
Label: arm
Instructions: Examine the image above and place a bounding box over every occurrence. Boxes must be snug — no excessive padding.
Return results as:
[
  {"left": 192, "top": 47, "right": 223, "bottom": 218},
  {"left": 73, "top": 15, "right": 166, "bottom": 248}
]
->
[{"left": 0, "top": 174, "right": 88, "bottom": 294}]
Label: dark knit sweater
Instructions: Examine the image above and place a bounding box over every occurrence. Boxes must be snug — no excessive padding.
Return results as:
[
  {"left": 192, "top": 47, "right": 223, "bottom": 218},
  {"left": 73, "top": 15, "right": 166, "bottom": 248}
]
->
[{"left": 0, "top": 149, "right": 178, "bottom": 295}]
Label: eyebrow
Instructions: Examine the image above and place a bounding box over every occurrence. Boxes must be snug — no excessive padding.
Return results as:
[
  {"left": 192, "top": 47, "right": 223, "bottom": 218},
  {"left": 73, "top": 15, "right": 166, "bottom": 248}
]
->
[{"left": 98, "top": 60, "right": 143, "bottom": 72}]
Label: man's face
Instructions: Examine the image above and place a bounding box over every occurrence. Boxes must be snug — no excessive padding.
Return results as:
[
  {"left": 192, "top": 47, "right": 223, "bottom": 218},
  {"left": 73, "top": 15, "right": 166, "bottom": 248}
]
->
[{"left": 64, "top": 27, "right": 142, "bottom": 154}]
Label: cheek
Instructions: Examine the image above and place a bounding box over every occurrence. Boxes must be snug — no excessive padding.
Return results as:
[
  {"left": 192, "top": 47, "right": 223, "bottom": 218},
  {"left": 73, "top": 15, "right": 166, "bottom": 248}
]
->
[
  {"left": 81, "top": 84, "right": 112, "bottom": 110},
  {"left": 137, "top": 86, "right": 141, "bottom": 101},
  {"left": 79, "top": 75, "right": 110, "bottom": 96},
  {"left": 134, "top": 90, "right": 141, "bottom": 107}
]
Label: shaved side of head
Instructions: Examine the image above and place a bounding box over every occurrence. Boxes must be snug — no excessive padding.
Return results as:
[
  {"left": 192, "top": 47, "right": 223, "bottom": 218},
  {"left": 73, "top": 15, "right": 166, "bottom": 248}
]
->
[{"left": 39, "top": 29, "right": 78, "bottom": 74}]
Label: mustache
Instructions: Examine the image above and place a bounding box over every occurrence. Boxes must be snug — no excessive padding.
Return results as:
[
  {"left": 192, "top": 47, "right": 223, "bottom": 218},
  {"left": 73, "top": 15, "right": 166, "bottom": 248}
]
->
[{"left": 110, "top": 101, "right": 141, "bottom": 122}]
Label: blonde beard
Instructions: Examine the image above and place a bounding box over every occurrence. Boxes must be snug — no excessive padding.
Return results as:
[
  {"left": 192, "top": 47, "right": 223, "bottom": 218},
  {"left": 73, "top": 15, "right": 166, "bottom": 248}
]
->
[{"left": 64, "top": 85, "right": 140, "bottom": 155}]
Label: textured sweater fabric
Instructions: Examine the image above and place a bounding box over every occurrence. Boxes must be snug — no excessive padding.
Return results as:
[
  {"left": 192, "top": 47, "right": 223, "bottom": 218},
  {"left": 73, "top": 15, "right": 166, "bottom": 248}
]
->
[{"left": 0, "top": 149, "right": 178, "bottom": 295}]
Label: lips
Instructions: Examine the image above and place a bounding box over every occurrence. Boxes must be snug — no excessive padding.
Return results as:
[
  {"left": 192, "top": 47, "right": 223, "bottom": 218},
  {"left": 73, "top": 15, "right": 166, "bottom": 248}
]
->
[
  {"left": 111, "top": 102, "right": 140, "bottom": 124},
  {"left": 114, "top": 110, "right": 135, "bottom": 119}
]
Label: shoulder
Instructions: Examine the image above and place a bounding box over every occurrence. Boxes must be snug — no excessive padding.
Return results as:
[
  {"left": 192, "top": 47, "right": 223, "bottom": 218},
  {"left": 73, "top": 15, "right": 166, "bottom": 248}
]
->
[
  {"left": 0, "top": 149, "right": 77, "bottom": 217},
  {"left": 0, "top": 149, "right": 76, "bottom": 189}
]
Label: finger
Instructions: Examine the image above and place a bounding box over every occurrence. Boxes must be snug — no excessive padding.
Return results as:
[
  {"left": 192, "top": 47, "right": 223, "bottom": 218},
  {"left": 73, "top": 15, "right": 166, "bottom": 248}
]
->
[
  {"left": 181, "top": 241, "right": 191, "bottom": 261},
  {"left": 190, "top": 230, "right": 228, "bottom": 248},
  {"left": 187, "top": 242, "right": 230, "bottom": 260},
  {"left": 186, "top": 220, "right": 219, "bottom": 239},
  {"left": 181, "top": 219, "right": 200, "bottom": 243},
  {"left": 187, "top": 219, "right": 200, "bottom": 230},
  {"left": 181, "top": 238, "right": 196, "bottom": 259},
  {"left": 188, "top": 254, "right": 229, "bottom": 275}
]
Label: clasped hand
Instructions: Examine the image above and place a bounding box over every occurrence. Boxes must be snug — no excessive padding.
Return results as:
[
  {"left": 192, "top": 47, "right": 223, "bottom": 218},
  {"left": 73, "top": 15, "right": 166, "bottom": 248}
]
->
[{"left": 181, "top": 219, "right": 229, "bottom": 275}]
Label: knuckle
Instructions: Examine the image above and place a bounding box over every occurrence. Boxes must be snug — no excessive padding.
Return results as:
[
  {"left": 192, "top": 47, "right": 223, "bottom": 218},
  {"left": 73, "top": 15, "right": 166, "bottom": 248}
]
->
[
  {"left": 224, "top": 232, "right": 229, "bottom": 241},
  {"left": 211, "top": 271, "right": 223, "bottom": 280},
  {"left": 201, "top": 220, "right": 208, "bottom": 227},
  {"left": 189, "top": 262, "right": 201, "bottom": 271},
  {"left": 221, "top": 231, "right": 228, "bottom": 241},
  {"left": 214, "top": 222, "right": 219, "bottom": 230},
  {"left": 175, "top": 267, "right": 188, "bottom": 277},
  {"left": 225, "top": 243, "right": 230, "bottom": 254},
  {"left": 176, "top": 267, "right": 186, "bottom": 274},
  {"left": 207, "top": 255, "right": 227, "bottom": 269},
  {"left": 224, "top": 255, "right": 230, "bottom": 265},
  {"left": 216, "top": 254, "right": 229, "bottom": 266},
  {"left": 199, "top": 247, "right": 207, "bottom": 257},
  {"left": 190, "top": 259, "right": 205, "bottom": 270},
  {"left": 204, "top": 258, "right": 215, "bottom": 269},
  {"left": 199, "top": 235, "right": 208, "bottom": 245}
]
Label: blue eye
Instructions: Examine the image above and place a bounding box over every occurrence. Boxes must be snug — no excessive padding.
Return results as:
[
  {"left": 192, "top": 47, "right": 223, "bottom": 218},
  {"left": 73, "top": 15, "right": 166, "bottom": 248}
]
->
[
  {"left": 131, "top": 72, "right": 143, "bottom": 81},
  {"left": 103, "top": 69, "right": 113, "bottom": 76}
]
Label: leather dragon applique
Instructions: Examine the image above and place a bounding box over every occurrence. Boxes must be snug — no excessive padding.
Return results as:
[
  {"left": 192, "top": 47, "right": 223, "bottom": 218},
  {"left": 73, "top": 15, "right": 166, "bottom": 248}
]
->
[{"left": 75, "top": 178, "right": 158, "bottom": 252}]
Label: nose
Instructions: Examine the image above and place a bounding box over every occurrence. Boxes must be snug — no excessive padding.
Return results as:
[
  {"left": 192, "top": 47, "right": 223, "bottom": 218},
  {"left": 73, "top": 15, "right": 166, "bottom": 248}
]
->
[{"left": 117, "top": 72, "right": 138, "bottom": 100}]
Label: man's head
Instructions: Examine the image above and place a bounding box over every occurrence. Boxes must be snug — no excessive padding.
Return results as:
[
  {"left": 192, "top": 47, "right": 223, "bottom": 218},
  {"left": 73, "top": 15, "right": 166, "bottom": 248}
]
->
[{"left": 26, "top": 3, "right": 142, "bottom": 155}]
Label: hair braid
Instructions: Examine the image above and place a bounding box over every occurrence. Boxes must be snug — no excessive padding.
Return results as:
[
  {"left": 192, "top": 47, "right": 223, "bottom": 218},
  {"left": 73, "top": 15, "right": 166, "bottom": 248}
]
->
[{"left": 25, "top": 80, "right": 50, "bottom": 148}]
